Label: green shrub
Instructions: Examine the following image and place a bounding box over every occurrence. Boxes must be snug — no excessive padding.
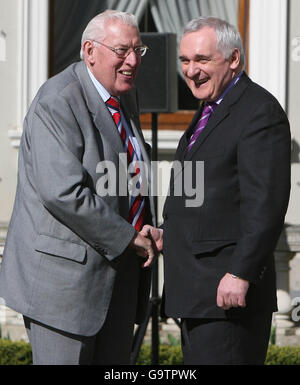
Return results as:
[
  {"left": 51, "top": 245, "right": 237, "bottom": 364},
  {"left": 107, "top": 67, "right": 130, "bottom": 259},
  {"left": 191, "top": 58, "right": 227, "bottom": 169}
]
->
[
  {"left": 0, "top": 338, "right": 300, "bottom": 365},
  {"left": 136, "top": 344, "right": 183, "bottom": 365},
  {"left": 265, "top": 345, "right": 300, "bottom": 365},
  {"left": 0, "top": 339, "right": 32, "bottom": 365},
  {"left": 136, "top": 343, "right": 151, "bottom": 365},
  {"left": 159, "top": 344, "right": 183, "bottom": 365},
  {"left": 137, "top": 344, "right": 300, "bottom": 365}
]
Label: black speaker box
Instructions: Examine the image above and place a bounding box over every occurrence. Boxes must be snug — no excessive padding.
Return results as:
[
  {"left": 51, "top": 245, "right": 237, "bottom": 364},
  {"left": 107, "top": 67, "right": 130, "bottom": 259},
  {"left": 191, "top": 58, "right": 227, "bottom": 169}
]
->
[{"left": 135, "top": 33, "right": 178, "bottom": 113}]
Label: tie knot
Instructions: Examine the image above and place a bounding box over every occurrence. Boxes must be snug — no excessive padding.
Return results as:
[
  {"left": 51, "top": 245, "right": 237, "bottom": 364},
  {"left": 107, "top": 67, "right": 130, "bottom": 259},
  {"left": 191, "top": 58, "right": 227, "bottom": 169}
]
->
[
  {"left": 203, "top": 102, "right": 217, "bottom": 115},
  {"left": 106, "top": 96, "right": 120, "bottom": 112}
]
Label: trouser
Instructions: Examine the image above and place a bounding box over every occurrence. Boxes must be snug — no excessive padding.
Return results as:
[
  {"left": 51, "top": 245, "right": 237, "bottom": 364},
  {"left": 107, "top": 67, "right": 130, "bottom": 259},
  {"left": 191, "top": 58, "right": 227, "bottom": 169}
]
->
[
  {"left": 181, "top": 311, "right": 273, "bottom": 365},
  {"left": 24, "top": 313, "right": 135, "bottom": 365},
  {"left": 24, "top": 255, "right": 140, "bottom": 365}
]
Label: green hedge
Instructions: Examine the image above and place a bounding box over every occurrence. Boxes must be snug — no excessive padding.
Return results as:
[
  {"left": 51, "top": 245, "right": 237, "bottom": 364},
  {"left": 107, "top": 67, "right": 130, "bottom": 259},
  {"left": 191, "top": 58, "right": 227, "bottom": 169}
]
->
[
  {"left": 138, "top": 344, "right": 300, "bottom": 365},
  {"left": 266, "top": 345, "right": 300, "bottom": 365},
  {"left": 137, "top": 344, "right": 183, "bottom": 365},
  {"left": 0, "top": 339, "right": 300, "bottom": 365},
  {"left": 0, "top": 340, "right": 32, "bottom": 365}
]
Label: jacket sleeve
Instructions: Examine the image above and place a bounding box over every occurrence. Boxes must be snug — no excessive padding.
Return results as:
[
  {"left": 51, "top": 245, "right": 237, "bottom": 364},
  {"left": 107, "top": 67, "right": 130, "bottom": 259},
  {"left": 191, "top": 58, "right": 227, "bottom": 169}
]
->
[
  {"left": 29, "top": 94, "right": 136, "bottom": 261},
  {"left": 228, "top": 100, "right": 291, "bottom": 282}
]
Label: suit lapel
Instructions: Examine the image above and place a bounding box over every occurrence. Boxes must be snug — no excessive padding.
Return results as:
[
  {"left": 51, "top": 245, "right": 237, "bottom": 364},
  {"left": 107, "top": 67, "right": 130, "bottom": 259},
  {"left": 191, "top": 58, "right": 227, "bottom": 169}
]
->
[
  {"left": 74, "top": 63, "right": 157, "bottom": 225},
  {"left": 184, "top": 73, "right": 251, "bottom": 161},
  {"left": 184, "top": 103, "right": 230, "bottom": 160},
  {"left": 167, "top": 73, "right": 251, "bottom": 186},
  {"left": 120, "top": 91, "right": 151, "bottom": 183},
  {"left": 120, "top": 92, "right": 145, "bottom": 148},
  {"left": 121, "top": 94, "right": 157, "bottom": 226},
  {"left": 175, "top": 107, "right": 203, "bottom": 162},
  {"left": 75, "top": 62, "right": 124, "bottom": 156}
]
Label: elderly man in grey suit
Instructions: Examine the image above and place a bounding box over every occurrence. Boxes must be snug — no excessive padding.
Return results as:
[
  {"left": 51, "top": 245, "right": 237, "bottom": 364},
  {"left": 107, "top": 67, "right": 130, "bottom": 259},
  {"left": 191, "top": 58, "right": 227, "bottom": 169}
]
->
[{"left": 0, "top": 10, "right": 156, "bottom": 365}]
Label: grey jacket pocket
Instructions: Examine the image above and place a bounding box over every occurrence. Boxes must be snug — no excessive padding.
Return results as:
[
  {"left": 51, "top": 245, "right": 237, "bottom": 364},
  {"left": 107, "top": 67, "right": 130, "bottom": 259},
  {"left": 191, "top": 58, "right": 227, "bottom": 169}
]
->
[{"left": 35, "top": 234, "right": 87, "bottom": 263}]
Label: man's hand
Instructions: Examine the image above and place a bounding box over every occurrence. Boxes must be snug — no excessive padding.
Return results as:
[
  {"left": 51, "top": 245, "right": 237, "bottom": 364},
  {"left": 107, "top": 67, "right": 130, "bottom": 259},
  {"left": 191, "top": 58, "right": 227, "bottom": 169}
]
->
[
  {"left": 217, "top": 273, "right": 249, "bottom": 310},
  {"left": 129, "top": 232, "right": 155, "bottom": 268},
  {"left": 140, "top": 225, "right": 163, "bottom": 253}
]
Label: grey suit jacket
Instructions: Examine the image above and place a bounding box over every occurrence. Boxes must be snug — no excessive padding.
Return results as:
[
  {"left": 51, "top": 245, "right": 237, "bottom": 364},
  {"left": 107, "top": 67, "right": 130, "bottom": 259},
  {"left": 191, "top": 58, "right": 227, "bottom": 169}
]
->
[{"left": 0, "top": 61, "right": 156, "bottom": 336}]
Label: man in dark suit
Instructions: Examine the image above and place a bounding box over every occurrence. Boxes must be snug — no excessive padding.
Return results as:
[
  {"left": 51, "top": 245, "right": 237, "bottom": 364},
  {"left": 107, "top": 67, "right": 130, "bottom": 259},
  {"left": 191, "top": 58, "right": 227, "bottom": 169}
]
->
[
  {"left": 0, "top": 10, "right": 156, "bottom": 365},
  {"left": 142, "top": 17, "right": 291, "bottom": 365}
]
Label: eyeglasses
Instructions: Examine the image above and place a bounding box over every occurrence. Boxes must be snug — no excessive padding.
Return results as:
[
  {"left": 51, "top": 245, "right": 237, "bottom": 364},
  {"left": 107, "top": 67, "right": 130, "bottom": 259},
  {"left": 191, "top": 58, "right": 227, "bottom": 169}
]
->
[{"left": 92, "top": 40, "right": 148, "bottom": 58}]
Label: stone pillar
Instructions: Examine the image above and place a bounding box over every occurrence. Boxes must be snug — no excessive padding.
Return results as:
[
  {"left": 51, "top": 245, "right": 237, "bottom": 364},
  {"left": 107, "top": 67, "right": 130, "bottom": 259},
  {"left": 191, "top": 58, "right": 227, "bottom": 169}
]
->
[
  {"left": 275, "top": 226, "right": 300, "bottom": 332},
  {"left": 274, "top": 250, "right": 295, "bottom": 328}
]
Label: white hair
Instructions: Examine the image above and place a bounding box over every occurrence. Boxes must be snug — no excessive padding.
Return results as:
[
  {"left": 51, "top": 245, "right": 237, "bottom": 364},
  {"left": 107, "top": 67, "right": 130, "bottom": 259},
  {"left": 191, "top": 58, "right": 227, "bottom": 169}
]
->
[
  {"left": 80, "top": 10, "right": 139, "bottom": 60},
  {"left": 182, "top": 17, "right": 245, "bottom": 69}
]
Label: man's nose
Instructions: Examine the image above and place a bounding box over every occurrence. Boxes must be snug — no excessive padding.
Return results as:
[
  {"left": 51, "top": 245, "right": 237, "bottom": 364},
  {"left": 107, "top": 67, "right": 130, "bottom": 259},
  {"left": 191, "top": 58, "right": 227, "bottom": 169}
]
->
[
  {"left": 125, "top": 50, "right": 139, "bottom": 66},
  {"left": 185, "top": 62, "right": 200, "bottom": 78}
]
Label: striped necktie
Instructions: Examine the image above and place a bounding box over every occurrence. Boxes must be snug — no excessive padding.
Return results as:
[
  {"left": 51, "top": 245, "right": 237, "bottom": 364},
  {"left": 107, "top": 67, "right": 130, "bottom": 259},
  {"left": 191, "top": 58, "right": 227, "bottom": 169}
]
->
[
  {"left": 105, "top": 97, "right": 145, "bottom": 232},
  {"left": 188, "top": 102, "right": 217, "bottom": 151}
]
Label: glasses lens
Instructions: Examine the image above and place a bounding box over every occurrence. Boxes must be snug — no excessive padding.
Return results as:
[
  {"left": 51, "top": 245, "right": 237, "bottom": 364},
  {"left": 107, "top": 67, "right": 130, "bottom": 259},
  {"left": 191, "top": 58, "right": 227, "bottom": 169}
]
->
[
  {"left": 113, "top": 46, "right": 148, "bottom": 58},
  {"left": 137, "top": 46, "right": 147, "bottom": 56},
  {"left": 115, "top": 48, "right": 128, "bottom": 57}
]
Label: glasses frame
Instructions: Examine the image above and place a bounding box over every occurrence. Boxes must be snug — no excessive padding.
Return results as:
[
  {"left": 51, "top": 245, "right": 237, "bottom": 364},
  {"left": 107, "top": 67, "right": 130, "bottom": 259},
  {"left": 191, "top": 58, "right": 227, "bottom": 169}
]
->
[{"left": 92, "top": 40, "right": 148, "bottom": 58}]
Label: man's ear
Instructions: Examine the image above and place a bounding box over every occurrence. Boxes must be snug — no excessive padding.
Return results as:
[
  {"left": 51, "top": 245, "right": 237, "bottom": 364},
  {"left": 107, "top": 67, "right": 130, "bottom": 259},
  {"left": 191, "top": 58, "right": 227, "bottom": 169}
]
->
[
  {"left": 83, "top": 40, "right": 96, "bottom": 65},
  {"left": 229, "top": 48, "right": 241, "bottom": 70}
]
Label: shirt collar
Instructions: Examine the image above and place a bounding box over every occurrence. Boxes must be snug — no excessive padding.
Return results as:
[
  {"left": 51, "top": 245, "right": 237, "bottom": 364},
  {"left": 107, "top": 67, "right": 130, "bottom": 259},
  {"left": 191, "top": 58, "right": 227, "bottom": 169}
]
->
[
  {"left": 215, "top": 71, "right": 244, "bottom": 105},
  {"left": 87, "top": 66, "right": 112, "bottom": 103}
]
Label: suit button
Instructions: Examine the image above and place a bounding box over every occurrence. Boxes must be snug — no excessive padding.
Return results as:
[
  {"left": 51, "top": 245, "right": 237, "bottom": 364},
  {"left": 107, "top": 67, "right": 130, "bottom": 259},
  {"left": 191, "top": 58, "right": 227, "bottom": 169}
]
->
[{"left": 259, "top": 267, "right": 267, "bottom": 280}]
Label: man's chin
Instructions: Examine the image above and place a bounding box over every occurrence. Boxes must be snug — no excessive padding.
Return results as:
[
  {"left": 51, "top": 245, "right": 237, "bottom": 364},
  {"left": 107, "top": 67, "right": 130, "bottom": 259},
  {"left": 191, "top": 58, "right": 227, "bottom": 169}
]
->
[
  {"left": 115, "top": 82, "right": 135, "bottom": 95},
  {"left": 192, "top": 90, "right": 209, "bottom": 101}
]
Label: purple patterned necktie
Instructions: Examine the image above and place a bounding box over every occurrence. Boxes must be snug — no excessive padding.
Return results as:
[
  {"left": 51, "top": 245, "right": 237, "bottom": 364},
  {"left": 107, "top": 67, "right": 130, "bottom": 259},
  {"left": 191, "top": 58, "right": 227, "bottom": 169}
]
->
[{"left": 188, "top": 102, "right": 217, "bottom": 151}]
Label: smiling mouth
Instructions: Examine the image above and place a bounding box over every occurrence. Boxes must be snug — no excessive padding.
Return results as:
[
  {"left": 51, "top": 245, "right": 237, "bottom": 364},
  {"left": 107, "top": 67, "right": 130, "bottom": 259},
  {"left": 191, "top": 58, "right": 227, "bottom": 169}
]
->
[
  {"left": 120, "top": 70, "right": 134, "bottom": 77},
  {"left": 195, "top": 77, "right": 209, "bottom": 87}
]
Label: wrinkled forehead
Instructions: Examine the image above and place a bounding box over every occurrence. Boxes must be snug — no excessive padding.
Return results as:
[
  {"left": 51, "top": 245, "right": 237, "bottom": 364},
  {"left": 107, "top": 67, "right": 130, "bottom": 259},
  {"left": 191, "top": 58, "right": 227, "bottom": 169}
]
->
[{"left": 103, "top": 19, "right": 141, "bottom": 44}]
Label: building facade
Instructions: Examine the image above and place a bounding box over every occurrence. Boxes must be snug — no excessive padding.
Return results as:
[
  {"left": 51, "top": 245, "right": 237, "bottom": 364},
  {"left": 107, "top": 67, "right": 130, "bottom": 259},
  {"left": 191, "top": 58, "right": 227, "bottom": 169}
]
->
[{"left": 0, "top": 0, "right": 300, "bottom": 341}]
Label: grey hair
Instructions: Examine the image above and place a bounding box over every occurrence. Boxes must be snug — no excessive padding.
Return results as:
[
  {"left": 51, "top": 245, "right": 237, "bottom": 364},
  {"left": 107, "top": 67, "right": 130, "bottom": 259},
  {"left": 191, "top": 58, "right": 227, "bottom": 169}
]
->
[
  {"left": 182, "top": 17, "right": 245, "bottom": 69},
  {"left": 80, "top": 9, "right": 139, "bottom": 60}
]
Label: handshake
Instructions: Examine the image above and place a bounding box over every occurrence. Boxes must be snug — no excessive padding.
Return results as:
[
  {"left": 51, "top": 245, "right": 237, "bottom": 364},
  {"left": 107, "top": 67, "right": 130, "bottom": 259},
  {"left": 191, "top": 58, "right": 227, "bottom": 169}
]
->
[{"left": 129, "top": 225, "right": 163, "bottom": 268}]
